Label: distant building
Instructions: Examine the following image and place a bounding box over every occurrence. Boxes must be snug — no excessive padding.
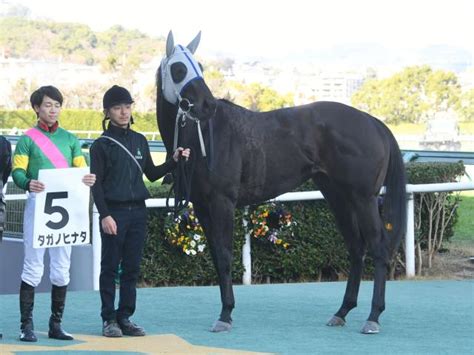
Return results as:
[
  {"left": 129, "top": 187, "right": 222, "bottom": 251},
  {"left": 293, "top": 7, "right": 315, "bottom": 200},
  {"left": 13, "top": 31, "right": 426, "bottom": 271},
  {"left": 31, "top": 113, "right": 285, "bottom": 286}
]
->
[
  {"left": 309, "top": 72, "right": 364, "bottom": 105},
  {"left": 226, "top": 61, "right": 366, "bottom": 105}
]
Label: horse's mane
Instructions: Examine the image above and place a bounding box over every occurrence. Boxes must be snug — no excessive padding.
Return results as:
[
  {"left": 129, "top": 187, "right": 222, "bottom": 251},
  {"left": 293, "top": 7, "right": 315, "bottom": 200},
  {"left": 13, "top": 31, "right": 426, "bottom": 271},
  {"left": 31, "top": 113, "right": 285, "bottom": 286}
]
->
[
  {"left": 217, "top": 98, "right": 252, "bottom": 114},
  {"left": 217, "top": 98, "right": 237, "bottom": 106}
]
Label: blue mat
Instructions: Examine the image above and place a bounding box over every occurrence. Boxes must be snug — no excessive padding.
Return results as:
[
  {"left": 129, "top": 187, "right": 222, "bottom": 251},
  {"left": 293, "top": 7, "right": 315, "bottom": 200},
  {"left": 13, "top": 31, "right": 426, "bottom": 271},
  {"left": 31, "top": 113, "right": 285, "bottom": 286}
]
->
[{"left": 1, "top": 280, "right": 473, "bottom": 354}]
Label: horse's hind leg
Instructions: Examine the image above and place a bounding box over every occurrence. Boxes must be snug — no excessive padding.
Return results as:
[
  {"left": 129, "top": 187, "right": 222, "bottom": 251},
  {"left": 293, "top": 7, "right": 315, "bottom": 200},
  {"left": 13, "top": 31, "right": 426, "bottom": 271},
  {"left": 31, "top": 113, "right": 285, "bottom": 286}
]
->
[
  {"left": 314, "top": 175, "right": 365, "bottom": 327},
  {"left": 353, "top": 196, "right": 389, "bottom": 334},
  {"left": 329, "top": 242, "right": 366, "bottom": 327}
]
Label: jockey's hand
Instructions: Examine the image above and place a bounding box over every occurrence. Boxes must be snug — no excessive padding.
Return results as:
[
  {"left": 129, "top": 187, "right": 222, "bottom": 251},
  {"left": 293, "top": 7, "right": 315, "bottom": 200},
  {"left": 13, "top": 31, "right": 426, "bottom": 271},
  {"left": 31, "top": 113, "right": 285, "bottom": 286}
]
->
[
  {"left": 28, "top": 179, "right": 45, "bottom": 193},
  {"left": 173, "top": 147, "right": 190, "bottom": 162},
  {"left": 101, "top": 216, "right": 117, "bottom": 235},
  {"left": 82, "top": 173, "right": 96, "bottom": 187}
]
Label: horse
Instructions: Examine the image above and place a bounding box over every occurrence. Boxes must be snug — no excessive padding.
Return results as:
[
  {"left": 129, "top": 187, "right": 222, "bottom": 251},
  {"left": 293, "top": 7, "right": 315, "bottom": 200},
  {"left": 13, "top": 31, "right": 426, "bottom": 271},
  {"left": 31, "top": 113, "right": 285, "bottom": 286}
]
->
[{"left": 156, "top": 31, "right": 407, "bottom": 334}]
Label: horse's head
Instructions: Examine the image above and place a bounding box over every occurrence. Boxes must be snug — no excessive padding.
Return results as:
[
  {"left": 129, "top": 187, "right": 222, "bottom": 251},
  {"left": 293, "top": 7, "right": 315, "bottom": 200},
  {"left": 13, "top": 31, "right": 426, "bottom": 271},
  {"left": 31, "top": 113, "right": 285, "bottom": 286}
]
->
[{"left": 159, "top": 31, "right": 217, "bottom": 121}]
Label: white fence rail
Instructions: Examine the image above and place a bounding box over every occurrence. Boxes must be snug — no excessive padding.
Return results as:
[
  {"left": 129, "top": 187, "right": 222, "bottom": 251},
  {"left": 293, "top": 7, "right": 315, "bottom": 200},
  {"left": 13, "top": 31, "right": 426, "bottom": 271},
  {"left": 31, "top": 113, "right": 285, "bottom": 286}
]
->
[
  {"left": 3, "top": 129, "right": 473, "bottom": 151},
  {"left": 6, "top": 181, "right": 474, "bottom": 290},
  {"left": 135, "top": 182, "right": 474, "bottom": 286}
]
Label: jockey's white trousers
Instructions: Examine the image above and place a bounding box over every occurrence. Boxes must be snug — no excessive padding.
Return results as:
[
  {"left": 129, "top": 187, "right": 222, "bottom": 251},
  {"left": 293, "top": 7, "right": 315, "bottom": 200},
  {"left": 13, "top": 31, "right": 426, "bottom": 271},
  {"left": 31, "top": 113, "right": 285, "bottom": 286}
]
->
[{"left": 21, "top": 193, "right": 71, "bottom": 287}]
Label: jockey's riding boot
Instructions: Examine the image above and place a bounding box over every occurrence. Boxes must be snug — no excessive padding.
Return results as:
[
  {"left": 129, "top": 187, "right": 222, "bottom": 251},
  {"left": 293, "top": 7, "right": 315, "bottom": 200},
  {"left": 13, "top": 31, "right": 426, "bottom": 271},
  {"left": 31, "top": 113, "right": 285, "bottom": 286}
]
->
[
  {"left": 19, "top": 281, "right": 37, "bottom": 342},
  {"left": 48, "top": 285, "right": 74, "bottom": 340}
]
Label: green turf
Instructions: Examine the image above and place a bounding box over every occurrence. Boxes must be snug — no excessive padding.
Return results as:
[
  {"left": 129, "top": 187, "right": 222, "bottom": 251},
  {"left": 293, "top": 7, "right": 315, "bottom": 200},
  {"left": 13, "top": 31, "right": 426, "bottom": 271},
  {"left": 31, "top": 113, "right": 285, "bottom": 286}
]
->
[
  {"left": 454, "top": 193, "right": 474, "bottom": 242},
  {"left": 387, "top": 123, "right": 426, "bottom": 135},
  {"left": 387, "top": 121, "right": 474, "bottom": 135},
  {"left": 459, "top": 121, "right": 474, "bottom": 135}
]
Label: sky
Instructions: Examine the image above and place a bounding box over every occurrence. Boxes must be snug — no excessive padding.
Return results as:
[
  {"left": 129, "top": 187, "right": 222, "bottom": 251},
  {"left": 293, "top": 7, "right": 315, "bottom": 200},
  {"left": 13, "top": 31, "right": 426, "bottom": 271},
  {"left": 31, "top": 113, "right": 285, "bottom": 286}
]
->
[{"left": 11, "top": 0, "right": 474, "bottom": 64}]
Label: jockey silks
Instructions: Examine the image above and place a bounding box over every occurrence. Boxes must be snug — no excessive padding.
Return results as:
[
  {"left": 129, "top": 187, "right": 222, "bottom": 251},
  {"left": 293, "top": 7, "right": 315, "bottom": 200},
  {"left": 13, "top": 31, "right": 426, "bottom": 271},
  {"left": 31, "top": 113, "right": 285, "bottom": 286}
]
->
[{"left": 12, "top": 124, "right": 86, "bottom": 190}]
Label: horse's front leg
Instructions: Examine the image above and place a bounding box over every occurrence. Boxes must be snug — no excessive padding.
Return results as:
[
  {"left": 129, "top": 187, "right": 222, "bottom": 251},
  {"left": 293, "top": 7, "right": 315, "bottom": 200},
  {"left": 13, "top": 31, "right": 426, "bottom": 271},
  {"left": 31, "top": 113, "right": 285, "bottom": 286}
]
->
[{"left": 207, "top": 195, "right": 236, "bottom": 332}]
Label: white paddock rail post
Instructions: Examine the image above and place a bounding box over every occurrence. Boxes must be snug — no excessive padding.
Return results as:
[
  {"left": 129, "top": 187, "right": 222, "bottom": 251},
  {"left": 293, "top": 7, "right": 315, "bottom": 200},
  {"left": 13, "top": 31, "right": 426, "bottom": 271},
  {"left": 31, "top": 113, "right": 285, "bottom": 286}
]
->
[
  {"left": 405, "top": 192, "right": 415, "bottom": 277},
  {"left": 242, "top": 207, "right": 252, "bottom": 285},
  {"left": 92, "top": 205, "right": 101, "bottom": 290},
  {"left": 404, "top": 182, "right": 474, "bottom": 277},
  {"left": 90, "top": 183, "right": 474, "bottom": 286}
]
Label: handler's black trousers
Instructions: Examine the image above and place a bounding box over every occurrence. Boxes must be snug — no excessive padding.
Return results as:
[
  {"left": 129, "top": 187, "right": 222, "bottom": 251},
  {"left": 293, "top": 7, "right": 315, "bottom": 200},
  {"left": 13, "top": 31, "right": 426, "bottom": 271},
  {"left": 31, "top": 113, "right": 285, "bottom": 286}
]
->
[{"left": 100, "top": 205, "right": 147, "bottom": 322}]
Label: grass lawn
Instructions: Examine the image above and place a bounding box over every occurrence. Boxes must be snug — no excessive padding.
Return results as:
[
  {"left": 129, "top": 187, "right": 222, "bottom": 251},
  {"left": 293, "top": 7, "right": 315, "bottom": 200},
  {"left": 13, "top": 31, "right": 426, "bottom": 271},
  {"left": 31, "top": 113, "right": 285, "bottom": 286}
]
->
[
  {"left": 387, "top": 123, "right": 425, "bottom": 134},
  {"left": 459, "top": 121, "right": 474, "bottom": 134},
  {"left": 388, "top": 121, "right": 474, "bottom": 135},
  {"left": 453, "top": 191, "right": 474, "bottom": 242}
]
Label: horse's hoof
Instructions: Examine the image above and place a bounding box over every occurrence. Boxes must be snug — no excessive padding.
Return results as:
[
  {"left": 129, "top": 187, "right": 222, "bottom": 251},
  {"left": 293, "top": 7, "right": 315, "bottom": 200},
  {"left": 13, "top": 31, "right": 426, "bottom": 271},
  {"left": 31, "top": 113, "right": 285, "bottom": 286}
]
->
[
  {"left": 361, "top": 321, "right": 380, "bottom": 334},
  {"left": 326, "top": 315, "right": 346, "bottom": 327},
  {"left": 210, "top": 320, "right": 232, "bottom": 332}
]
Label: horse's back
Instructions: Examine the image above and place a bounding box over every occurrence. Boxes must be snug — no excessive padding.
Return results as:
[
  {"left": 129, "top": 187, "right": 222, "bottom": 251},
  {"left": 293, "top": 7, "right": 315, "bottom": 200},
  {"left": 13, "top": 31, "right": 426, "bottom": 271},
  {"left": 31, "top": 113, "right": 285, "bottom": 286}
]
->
[{"left": 233, "top": 101, "right": 392, "bottom": 204}]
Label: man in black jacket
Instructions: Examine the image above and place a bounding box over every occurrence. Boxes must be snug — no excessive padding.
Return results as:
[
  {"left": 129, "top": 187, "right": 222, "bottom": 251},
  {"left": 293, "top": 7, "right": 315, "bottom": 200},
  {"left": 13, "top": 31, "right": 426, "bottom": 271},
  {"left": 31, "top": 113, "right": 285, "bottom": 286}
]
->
[
  {"left": 0, "top": 135, "right": 12, "bottom": 340},
  {"left": 0, "top": 135, "right": 12, "bottom": 243},
  {"left": 90, "top": 85, "right": 189, "bottom": 337}
]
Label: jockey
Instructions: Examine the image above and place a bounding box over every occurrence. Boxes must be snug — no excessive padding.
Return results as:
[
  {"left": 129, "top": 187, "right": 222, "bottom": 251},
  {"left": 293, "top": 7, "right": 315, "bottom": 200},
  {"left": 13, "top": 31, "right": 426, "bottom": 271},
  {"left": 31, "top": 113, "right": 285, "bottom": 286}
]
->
[{"left": 12, "top": 86, "right": 96, "bottom": 342}]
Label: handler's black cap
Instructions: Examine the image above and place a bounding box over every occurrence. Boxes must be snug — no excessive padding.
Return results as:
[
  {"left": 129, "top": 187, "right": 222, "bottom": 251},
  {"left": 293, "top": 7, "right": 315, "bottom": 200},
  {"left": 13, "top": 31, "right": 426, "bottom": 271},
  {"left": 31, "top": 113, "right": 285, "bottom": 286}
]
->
[{"left": 103, "top": 85, "right": 134, "bottom": 109}]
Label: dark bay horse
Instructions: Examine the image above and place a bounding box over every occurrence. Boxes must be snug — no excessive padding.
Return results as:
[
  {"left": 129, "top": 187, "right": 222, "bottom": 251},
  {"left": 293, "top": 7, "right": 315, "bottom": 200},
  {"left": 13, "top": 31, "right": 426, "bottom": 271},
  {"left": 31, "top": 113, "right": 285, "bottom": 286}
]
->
[{"left": 156, "top": 32, "right": 407, "bottom": 334}]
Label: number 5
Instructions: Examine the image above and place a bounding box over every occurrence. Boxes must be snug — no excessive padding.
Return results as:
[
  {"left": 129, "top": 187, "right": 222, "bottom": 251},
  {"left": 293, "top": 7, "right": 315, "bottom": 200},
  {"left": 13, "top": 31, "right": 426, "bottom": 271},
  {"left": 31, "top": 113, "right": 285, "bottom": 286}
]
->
[{"left": 44, "top": 192, "right": 69, "bottom": 229}]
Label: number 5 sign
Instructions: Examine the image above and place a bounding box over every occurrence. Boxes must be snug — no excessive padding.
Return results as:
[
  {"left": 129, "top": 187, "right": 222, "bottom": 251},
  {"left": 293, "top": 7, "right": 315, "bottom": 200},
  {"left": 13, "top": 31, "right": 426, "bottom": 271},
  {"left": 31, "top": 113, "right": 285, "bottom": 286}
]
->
[{"left": 33, "top": 167, "right": 91, "bottom": 248}]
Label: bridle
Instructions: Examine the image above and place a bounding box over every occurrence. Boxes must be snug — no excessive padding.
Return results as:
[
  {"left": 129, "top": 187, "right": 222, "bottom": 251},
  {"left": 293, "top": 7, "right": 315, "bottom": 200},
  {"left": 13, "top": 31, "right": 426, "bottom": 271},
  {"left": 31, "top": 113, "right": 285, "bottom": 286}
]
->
[
  {"left": 160, "top": 42, "right": 216, "bottom": 217},
  {"left": 174, "top": 95, "right": 208, "bottom": 160},
  {"left": 160, "top": 45, "right": 214, "bottom": 159}
]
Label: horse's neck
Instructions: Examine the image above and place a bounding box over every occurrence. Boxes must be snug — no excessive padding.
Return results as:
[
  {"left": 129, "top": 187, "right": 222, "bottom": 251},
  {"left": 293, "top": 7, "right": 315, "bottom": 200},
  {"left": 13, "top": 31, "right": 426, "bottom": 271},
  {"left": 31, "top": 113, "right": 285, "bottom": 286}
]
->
[
  {"left": 157, "top": 102, "right": 178, "bottom": 154},
  {"left": 216, "top": 101, "right": 264, "bottom": 137}
]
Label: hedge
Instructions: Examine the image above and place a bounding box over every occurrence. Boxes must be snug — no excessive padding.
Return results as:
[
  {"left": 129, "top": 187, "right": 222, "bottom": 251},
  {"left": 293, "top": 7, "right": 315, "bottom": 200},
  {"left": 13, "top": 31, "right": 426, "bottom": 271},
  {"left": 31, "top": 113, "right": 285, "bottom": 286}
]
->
[
  {"left": 139, "top": 162, "right": 466, "bottom": 286},
  {"left": 0, "top": 109, "right": 160, "bottom": 137}
]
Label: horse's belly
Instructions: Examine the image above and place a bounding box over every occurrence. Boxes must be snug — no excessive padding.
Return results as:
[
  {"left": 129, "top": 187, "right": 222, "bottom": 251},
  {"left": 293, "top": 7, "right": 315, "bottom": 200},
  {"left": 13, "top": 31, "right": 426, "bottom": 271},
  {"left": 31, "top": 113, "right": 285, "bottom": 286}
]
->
[{"left": 237, "top": 163, "right": 313, "bottom": 206}]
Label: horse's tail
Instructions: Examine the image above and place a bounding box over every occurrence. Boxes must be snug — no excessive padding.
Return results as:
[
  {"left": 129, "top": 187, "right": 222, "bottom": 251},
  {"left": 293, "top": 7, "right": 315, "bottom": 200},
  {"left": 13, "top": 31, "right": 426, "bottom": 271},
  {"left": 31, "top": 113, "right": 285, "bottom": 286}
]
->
[{"left": 382, "top": 127, "right": 407, "bottom": 256}]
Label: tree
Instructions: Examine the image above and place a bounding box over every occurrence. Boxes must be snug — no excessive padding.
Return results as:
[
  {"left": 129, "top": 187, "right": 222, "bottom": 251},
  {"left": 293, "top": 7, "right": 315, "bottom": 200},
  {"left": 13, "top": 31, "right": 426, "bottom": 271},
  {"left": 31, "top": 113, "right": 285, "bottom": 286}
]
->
[
  {"left": 62, "top": 82, "right": 108, "bottom": 111},
  {"left": 457, "top": 89, "right": 474, "bottom": 121},
  {"left": 424, "top": 69, "right": 461, "bottom": 114},
  {"left": 9, "top": 79, "right": 35, "bottom": 110},
  {"left": 204, "top": 69, "right": 228, "bottom": 98},
  {"left": 136, "top": 83, "right": 157, "bottom": 113},
  {"left": 0, "top": 17, "right": 164, "bottom": 68},
  {"left": 352, "top": 65, "right": 461, "bottom": 124},
  {"left": 226, "top": 82, "right": 293, "bottom": 112}
]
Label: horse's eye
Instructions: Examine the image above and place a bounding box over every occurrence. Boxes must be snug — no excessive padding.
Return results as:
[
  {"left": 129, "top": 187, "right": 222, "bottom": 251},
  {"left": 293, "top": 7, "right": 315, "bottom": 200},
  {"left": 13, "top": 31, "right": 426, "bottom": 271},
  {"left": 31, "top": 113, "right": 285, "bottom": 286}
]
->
[{"left": 171, "top": 62, "right": 187, "bottom": 83}]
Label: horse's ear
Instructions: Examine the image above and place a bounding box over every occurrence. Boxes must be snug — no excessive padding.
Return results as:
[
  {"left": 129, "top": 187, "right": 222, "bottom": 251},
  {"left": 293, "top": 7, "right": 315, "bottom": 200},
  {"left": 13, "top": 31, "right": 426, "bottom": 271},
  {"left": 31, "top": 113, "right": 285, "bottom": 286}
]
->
[
  {"left": 186, "top": 31, "right": 201, "bottom": 54},
  {"left": 166, "top": 30, "right": 174, "bottom": 57}
]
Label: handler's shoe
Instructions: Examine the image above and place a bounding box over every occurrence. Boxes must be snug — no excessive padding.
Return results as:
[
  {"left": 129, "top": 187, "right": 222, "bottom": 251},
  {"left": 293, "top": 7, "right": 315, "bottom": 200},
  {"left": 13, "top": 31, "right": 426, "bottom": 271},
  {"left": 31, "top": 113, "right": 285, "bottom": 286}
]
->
[
  {"left": 118, "top": 318, "right": 146, "bottom": 336},
  {"left": 20, "top": 326, "right": 37, "bottom": 342},
  {"left": 102, "top": 320, "right": 123, "bottom": 337}
]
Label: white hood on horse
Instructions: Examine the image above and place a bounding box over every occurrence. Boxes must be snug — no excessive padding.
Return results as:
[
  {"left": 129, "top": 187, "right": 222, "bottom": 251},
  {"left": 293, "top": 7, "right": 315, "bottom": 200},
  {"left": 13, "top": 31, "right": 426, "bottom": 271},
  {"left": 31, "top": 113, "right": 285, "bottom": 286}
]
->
[{"left": 160, "top": 31, "right": 203, "bottom": 104}]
